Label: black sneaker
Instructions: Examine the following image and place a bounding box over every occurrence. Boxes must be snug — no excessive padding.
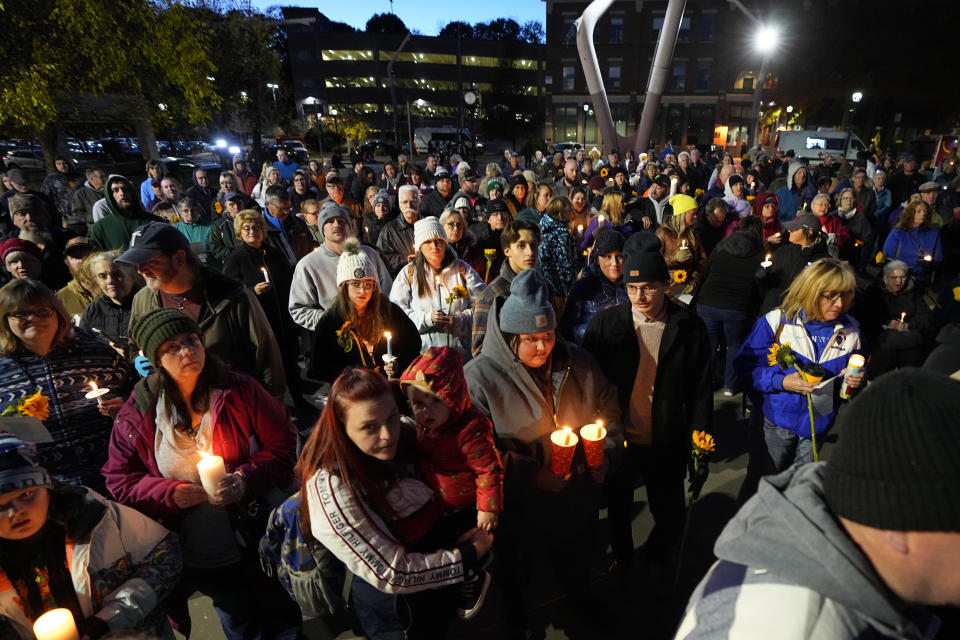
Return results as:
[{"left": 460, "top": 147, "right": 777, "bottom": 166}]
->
[{"left": 457, "top": 570, "right": 491, "bottom": 620}]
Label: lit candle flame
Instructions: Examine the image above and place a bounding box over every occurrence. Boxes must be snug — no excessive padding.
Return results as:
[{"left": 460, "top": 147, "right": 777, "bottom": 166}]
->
[
  {"left": 196, "top": 450, "right": 209, "bottom": 460},
  {"left": 434, "top": 275, "right": 441, "bottom": 284},
  {"left": 384, "top": 331, "right": 391, "bottom": 340},
  {"left": 900, "top": 312, "right": 906, "bottom": 323},
  {"left": 88, "top": 381, "right": 98, "bottom": 392},
  {"left": 923, "top": 254, "right": 932, "bottom": 262},
  {"left": 765, "top": 253, "right": 772, "bottom": 261}
]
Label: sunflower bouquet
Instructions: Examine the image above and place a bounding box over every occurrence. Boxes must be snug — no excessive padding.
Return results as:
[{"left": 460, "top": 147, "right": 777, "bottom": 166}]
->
[
  {"left": 767, "top": 342, "right": 822, "bottom": 460},
  {"left": 336, "top": 321, "right": 370, "bottom": 367},
  {"left": 444, "top": 285, "right": 469, "bottom": 346},
  {"left": 0, "top": 389, "right": 49, "bottom": 421}
]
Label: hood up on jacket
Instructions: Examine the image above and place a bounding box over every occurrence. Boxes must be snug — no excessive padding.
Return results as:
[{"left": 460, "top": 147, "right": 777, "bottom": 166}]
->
[
  {"left": 786, "top": 161, "right": 807, "bottom": 193},
  {"left": 103, "top": 175, "right": 140, "bottom": 218},
  {"left": 751, "top": 191, "right": 778, "bottom": 217},
  {"left": 399, "top": 346, "right": 471, "bottom": 416},
  {"left": 715, "top": 463, "right": 938, "bottom": 638},
  {"left": 714, "top": 229, "right": 763, "bottom": 258},
  {"left": 191, "top": 167, "right": 213, "bottom": 195}
]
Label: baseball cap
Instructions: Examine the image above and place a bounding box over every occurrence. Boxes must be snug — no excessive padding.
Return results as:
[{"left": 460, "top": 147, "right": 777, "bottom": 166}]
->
[
  {"left": 782, "top": 212, "right": 823, "bottom": 233},
  {"left": 116, "top": 222, "right": 190, "bottom": 265}
]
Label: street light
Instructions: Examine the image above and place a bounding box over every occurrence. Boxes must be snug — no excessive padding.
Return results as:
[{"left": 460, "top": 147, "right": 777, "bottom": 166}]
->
[
  {"left": 329, "top": 107, "right": 340, "bottom": 153},
  {"left": 751, "top": 24, "right": 779, "bottom": 151},
  {"left": 754, "top": 25, "right": 779, "bottom": 54},
  {"left": 786, "top": 105, "right": 793, "bottom": 113},
  {"left": 266, "top": 82, "right": 278, "bottom": 103},
  {"left": 852, "top": 91, "right": 863, "bottom": 103}
]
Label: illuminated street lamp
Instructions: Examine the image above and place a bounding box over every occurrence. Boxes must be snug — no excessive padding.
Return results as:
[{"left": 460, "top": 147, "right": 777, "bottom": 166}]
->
[
  {"left": 266, "top": 82, "right": 278, "bottom": 103},
  {"left": 754, "top": 25, "right": 779, "bottom": 54},
  {"left": 751, "top": 24, "right": 779, "bottom": 150},
  {"left": 852, "top": 91, "right": 863, "bottom": 103}
]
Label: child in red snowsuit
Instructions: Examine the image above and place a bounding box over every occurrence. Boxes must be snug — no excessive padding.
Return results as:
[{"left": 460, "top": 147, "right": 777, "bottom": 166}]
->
[{"left": 399, "top": 346, "right": 504, "bottom": 532}]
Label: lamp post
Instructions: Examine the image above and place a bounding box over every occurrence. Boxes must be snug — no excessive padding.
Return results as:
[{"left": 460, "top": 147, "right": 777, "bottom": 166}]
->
[
  {"left": 330, "top": 107, "right": 339, "bottom": 153},
  {"left": 750, "top": 25, "right": 779, "bottom": 152},
  {"left": 266, "top": 83, "right": 278, "bottom": 103},
  {"left": 306, "top": 97, "right": 323, "bottom": 159}
]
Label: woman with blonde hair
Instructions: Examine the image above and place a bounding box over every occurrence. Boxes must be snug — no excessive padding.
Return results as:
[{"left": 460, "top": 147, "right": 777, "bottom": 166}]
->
[
  {"left": 735, "top": 258, "right": 864, "bottom": 493},
  {"left": 579, "top": 189, "right": 634, "bottom": 251}
]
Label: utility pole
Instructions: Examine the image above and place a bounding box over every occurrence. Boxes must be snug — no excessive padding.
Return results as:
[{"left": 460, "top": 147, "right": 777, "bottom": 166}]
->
[{"left": 388, "top": 32, "right": 412, "bottom": 150}]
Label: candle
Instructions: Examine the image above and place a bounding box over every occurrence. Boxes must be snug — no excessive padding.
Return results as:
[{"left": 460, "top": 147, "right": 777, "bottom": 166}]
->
[
  {"left": 923, "top": 254, "right": 932, "bottom": 262},
  {"left": 384, "top": 331, "right": 393, "bottom": 357},
  {"left": 260, "top": 267, "right": 270, "bottom": 283},
  {"left": 197, "top": 451, "right": 227, "bottom": 498},
  {"left": 365, "top": 226, "right": 369, "bottom": 235},
  {"left": 580, "top": 421, "right": 607, "bottom": 467},
  {"left": 33, "top": 608, "right": 79, "bottom": 640},
  {"left": 577, "top": 224, "right": 583, "bottom": 235},
  {"left": 84, "top": 381, "right": 109, "bottom": 406},
  {"left": 550, "top": 426, "right": 578, "bottom": 476},
  {"left": 774, "top": 232, "right": 781, "bottom": 239},
  {"left": 680, "top": 240, "right": 688, "bottom": 250},
  {"left": 597, "top": 215, "right": 605, "bottom": 227},
  {"left": 435, "top": 275, "right": 442, "bottom": 309},
  {"left": 840, "top": 354, "right": 866, "bottom": 399},
  {"left": 900, "top": 312, "right": 906, "bottom": 323},
  {"left": 761, "top": 253, "right": 773, "bottom": 269},
  {"left": 72, "top": 314, "right": 81, "bottom": 327}
]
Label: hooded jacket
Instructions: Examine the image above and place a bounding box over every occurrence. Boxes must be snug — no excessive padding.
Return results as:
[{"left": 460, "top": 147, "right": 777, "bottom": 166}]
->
[
  {"left": 775, "top": 163, "right": 816, "bottom": 221},
  {"left": 723, "top": 177, "right": 752, "bottom": 218},
  {"left": 464, "top": 297, "right": 621, "bottom": 528},
  {"left": 676, "top": 464, "right": 941, "bottom": 640},
  {"left": 735, "top": 307, "right": 861, "bottom": 438},
  {"left": 230, "top": 155, "right": 258, "bottom": 195},
  {"left": 184, "top": 168, "right": 214, "bottom": 220},
  {"left": 698, "top": 231, "right": 764, "bottom": 313},
  {"left": 401, "top": 348, "right": 504, "bottom": 514},
  {"left": 559, "top": 261, "right": 629, "bottom": 344},
  {"left": 69, "top": 180, "right": 103, "bottom": 231},
  {"left": 88, "top": 176, "right": 163, "bottom": 251}
]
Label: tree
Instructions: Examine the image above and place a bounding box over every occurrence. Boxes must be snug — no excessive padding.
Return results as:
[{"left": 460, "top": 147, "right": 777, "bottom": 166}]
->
[
  {"left": 520, "top": 20, "right": 545, "bottom": 44},
  {"left": 438, "top": 21, "right": 474, "bottom": 39},
  {"left": 365, "top": 12, "right": 406, "bottom": 34},
  {"left": 474, "top": 18, "right": 521, "bottom": 42},
  {"left": 0, "top": 0, "right": 220, "bottom": 167}
]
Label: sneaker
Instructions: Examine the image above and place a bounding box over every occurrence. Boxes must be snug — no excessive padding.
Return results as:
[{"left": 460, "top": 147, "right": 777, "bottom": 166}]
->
[
  {"left": 722, "top": 388, "right": 734, "bottom": 397},
  {"left": 457, "top": 570, "right": 491, "bottom": 620}
]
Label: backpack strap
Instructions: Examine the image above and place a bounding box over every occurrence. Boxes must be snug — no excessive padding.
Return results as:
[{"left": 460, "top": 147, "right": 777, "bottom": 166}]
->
[{"left": 407, "top": 262, "right": 414, "bottom": 284}]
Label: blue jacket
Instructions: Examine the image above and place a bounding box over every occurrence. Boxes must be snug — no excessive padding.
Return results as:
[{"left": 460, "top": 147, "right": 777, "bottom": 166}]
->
[
  {"left": 774, "top": 184, "right": 815, "bottom": 222},
  {"left": 559, "top": 263, "right": 629, "bottom": 344},
  {"left": 882, "top": 227, "right": 942, "bottom": 275},
  {"left": 735, "top": 308, "right": 861, "bottom": 438}
]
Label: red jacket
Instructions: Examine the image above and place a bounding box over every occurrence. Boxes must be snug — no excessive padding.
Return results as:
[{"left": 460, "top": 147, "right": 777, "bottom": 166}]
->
[
  {"left": 102, "top": 370, "right": 296, "bottom": 524},
  {"left": 816, "top": 213, "right": 852, "bottom": 252},
  {"left": 416, "top": 405, "right": 504, "bottom": 514},
  {"left": 231, "top": 169, "right": 258, "bottom": 196}
]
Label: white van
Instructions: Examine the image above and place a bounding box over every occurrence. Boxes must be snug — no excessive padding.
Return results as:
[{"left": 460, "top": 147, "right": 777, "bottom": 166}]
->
[{"left": 774, "top": 129, "right": 867, "bottom": 164}]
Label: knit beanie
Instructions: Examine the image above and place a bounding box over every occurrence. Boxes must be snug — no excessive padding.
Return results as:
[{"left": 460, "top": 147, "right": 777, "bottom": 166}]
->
[
  {"left": 372, "top": 192, "right": 391, "bottom": 209},
  {"left": 398, "top": 346, "right": 469, "bottom": 415},
  {"left": 824, "top": 368, "right": 960, "bottom": 532},
  {"left": 593, "top": 228, "right": 625, "bottom": 257},
  {"left": 414, "top": 217, "right": 445, "bottom": 250},
  {"left": 669, "top": 194, "right": 698, "bottom": 217},
  {"left": 588, "top": 174, "right": 606, "bottom": 192},
  {"left": 131, "top": 308, "right": 201, "bottom": 367},
  {"left": 0, "top": 238, "right": 41, "bottom": 263},
  {"left": 499, "top": 268, "right": 556, "bottom": 334},
  {"left": 622, "top": 231, "right": 669, "bottom": 283},
  {"left": 0, "top": 434, "right": 52, "bottom": 495},
  {"left": 318, "top": 201, "right": 351, "bottom": 236},
  {"left": 486, "top": 178, "right": 503, "bottom": 196},
  {"left": 336, "top": 238, "right": 377, "bottom": 286}
]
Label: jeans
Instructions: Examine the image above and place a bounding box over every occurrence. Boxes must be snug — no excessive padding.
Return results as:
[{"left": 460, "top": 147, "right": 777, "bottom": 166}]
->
[
  {"left": 739, "top": 416, "right": 817, "bottom": 504},
  {"left": 697, "top": 304, "right": 751, "bottom": 390},
  {"left": 351, "top": 577, "right": 404, "bottom": 640}
]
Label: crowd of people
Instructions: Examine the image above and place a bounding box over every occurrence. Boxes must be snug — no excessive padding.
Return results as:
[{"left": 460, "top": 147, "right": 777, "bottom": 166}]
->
[{"left": 0, "top": 137, "right": 956, "bottom": 639}]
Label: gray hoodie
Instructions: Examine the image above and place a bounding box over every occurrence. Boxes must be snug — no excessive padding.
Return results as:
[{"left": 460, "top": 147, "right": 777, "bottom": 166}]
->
[{"left": 675, "top": 463, "right": 940, "bottom": 639}]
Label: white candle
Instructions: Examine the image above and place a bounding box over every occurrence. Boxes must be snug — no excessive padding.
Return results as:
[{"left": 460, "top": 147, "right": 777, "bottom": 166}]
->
[
  {"left": 598, "top": 215, "right": 605, "bottom": 227},
  {"left": 72, "top": 314, "right": 81, "bottom": 327},
  {"left": 384, "top": 331, "right": 393, "bottom": 357},
  {"left": 680, "top": 240, "right": 688, "bottom": 250},
  {"left": 260, "top": 266, "right": 270, "bottom": 283},
  {"left": 435, "top": 275, "right": 442, "bottom": 309},
  {"left": 923, "top": 254, "right": 932, "bottom": 262},
  {"left": 577, "top": 224, "right": 583, "bottom": 235},
  {"left": 84, "top": 380, "right": 109, "bottom": 406},
  {"left": 33, "top": 608, "right": 79, "bottom": 640},
  {"left": 761, "top": 253, "right": 773, "bottom": 268},
  {"left": 197, "top": 452, "right": 227, "bottom": 498},
  {"left": 900, "top": 312, "right": 906, "bottom": 323}
]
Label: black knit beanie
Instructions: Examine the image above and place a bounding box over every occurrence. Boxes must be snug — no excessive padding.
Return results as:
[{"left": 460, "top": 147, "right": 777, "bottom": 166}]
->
[
  {"left": 131, "top": 308, "right": 201, "bottom": 367},
  {"left": 593, "top": 228, "right": 625, "bottom": 258},
  {"left": 824, "top": 368, "right": 960, "bottom": 532},
  {"left": 623, "top": 231, "right": 668, "bottom": 283}
]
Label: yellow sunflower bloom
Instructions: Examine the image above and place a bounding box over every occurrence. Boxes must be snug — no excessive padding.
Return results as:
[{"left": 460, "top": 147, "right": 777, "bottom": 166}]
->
[
  {"left": 671, "top": 269, "right": 688, "bottom": 285},
  {"left": 692, "top": 430, "right": 716, "bottom": 453},
  {"left": 18, "top": 389, "right": 49, "bottom": 421}
]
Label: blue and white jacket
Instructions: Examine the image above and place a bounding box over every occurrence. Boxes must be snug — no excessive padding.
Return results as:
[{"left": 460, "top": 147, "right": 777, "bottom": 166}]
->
[{"left": 735, "top": 308, "right": 861, "bottom": 438}]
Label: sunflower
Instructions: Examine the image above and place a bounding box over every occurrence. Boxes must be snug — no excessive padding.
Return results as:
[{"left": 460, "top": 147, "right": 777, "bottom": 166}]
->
[
  {"left": 214, "top": 201, "right": 223, "bottom": 214},
  {"left": 671, "top": 269, "right": 688, "bottom": 285},
  {"left": 692, "top": 430, "right": 716, "bottom": 453},
  {"left": 875, "top": 251, "right": 885, "bottom": 264},
  {"left": 446, "top": 285, "right": 469, "bottom": 305},
  {"left": 483, "top": 248, "right": 496, "bottom": 259},
  {"left": 19, "top": 390, "right": 49, "bottom": 421},
  {"left": 767, "top": 342, "right": 797, "bottom": 369},
  {"left": 336, "top": 321, "right": 355, "bottom": 352},
  {"left": 599, "top": 166, "right": 609, "bottom": 178}
]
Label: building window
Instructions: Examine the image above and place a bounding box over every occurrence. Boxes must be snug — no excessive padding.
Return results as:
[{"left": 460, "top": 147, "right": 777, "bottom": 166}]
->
[
  {"left": 609, "top": 64, "right": 621, "bottom": 90},
  {"left": 562, "top": 65, "right": 575, "bottom": 90},
  {"left": 701, "top": 14, "right": 716, "bottom": 42},
  {"left": 671, "top": 62, "right": 686, "bottom": 91},
  {"left": 678, "top": 17, "right": 691, "bottom": 42},
  {"left": 651, "top": 17, "right": 663, "bottom": 41},
  {"left": 696, "top": 62, "right": 711, "bottom": 91},
  {"left": 734, "top": 71, "right": 757, "bottom": 90},
  {"left": 563, "top": 14, "right": 576, "bottom": 45},
  {"left": 609, "top": 16, "right": 623, "bottom": 43},
  {"left": 553, "top": 106, "right": 578, "bottom": 143}
]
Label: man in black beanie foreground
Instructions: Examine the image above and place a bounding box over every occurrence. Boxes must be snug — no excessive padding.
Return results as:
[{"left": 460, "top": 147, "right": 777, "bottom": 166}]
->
[
  {"left": 582, "top": 231, "right": 712, "bottom": 586},
  {"left": 675, "top": 367, "right": 960, "bottom": 640}
]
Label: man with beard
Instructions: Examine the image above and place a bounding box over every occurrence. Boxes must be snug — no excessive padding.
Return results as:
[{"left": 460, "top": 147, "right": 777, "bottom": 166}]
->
[
  {"left": 378, "top": 184, "right": 421, "bottom": 276},
  {"left": 149, "top": 176, "right": 183, "bottom": 220},
  {"left": 553, "top": 159, "right": 586, "bottom": 198},
  {"left": 88, "top": 175, "right": 163, "bottom": 251},
  {"left": 448, "top": 168, "right": 486, "bottom": 212},
  {"left": 6, "top": 193, "right": 75, "bottom": 289},
  {"left": 289, "top": 201, "right": 391, "bottom": 330},
  {"left": 69, "top": 167, "right": 107, "bottom": 235},
  {"left": 40, "top": 156, "right": 81, "bottom": 225},
  {"left": 0, "top": 169, "right": 57, "bottom": 234},
  {"left": 419, "top": 167, "right": 454, "bottom": 217},
  {"left": 120, "top": 222, "right": 286, "bottom": 399}
]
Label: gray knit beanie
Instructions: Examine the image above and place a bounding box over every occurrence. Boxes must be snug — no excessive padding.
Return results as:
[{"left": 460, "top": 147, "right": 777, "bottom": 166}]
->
[
  {"left": 0, "top": 434, "right": 52, "bottom": 495},
  {"left": 824, "top": 368, "right": 960, "bottom": 532},
  {"left": 499, "top": 268, "right": 556, "bottom": 334}
]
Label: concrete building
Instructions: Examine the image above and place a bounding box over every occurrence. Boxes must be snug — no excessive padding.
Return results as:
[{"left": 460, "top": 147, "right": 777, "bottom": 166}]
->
[{"left": 543, "top": 0, "right": 781, "bottom": 151}]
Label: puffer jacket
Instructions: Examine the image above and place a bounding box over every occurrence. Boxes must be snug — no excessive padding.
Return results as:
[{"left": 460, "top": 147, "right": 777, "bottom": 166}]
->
[
  {"left": 0, "top": 488, "right": 180, "bottom": 640},
  {"left": 559, "top": 262, "right": 629, "bottom": 344}
]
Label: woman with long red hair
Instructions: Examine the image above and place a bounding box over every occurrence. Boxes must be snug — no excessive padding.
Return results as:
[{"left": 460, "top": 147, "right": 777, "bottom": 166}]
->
[{"left": 298, "top": 367, "right": 493, "bottom": 639}]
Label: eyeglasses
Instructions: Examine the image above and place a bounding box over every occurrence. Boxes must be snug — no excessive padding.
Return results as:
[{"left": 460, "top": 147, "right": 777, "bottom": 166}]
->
[
  {"left": 159, "top": 334, "right": 203, "bottom": 358},
  {"left": 821, "top": 291, "right": 854, "bottom": 304},
  {"left": 444, "top": 222, "right": 464, "bottom": 230},
  {"left": 348, "top": 280, "right": 375, "bottom": 291},
  {"left": 7, "top": 307, "right": 54, "bottom": 321},
  {"left": 626, "top": 284, "right": 661, "bottom": 297}
]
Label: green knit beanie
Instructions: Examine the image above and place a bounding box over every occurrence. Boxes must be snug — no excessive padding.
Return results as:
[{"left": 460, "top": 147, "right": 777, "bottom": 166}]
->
[{"left": 131, "top": 308, "right": 201, "bottom": 367}]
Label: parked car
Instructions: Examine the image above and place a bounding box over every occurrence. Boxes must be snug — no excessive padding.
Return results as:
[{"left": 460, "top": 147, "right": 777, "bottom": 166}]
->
[
  {"left": 551, "top": 142, "right": 583, "bottom": 155},
  {"left": 2, "top": 150, "right": 44, "bottom": 171},
  {"left": 159, "top": 157, "right": 221, "bottom": 187}
]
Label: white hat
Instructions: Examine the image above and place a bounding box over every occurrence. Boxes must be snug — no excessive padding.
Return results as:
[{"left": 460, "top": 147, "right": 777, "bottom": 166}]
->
[
  {"left": 414, "top": 217, "right": 445, "bottom": 250},
  {"left": 453, "top": 196, "right": 470, "bottom": 210},
  {"left": 336, "top": 238, "right": 378, "bottom": 287}
]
